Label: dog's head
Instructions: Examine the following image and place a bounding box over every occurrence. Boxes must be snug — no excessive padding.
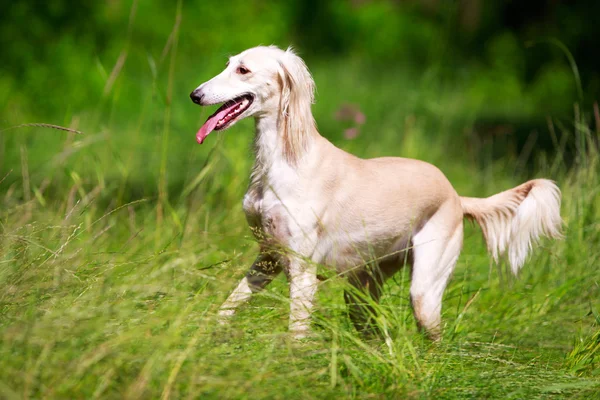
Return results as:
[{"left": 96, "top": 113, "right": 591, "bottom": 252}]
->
[{"left": 190, "top": 46, "right": 315, "bottom": 145}]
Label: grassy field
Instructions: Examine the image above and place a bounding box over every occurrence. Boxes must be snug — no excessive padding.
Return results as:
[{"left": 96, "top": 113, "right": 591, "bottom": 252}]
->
[{"left": 1, "top": 19, "right": 600, "bottom": 399}]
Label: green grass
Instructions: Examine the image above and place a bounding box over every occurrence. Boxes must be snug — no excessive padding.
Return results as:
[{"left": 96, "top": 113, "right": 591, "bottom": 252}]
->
[{"left": 1, "top": 30, "right": 600, "bottom": 399}]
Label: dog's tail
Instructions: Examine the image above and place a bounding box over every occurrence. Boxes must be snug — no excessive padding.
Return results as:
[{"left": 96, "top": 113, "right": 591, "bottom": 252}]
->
[{"left": 460, "top": 179, "right": 562, "bottom": 274}]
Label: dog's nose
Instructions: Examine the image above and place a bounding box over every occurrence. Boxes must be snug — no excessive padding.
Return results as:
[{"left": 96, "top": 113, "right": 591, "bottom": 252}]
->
[{"left": 190, "top": 90, "right": 204, "bottom": 105}]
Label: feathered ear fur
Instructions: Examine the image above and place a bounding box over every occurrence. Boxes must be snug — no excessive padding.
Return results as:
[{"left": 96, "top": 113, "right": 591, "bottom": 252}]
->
[{"left": 277, "top": 47, "right": 317, "bottom": 163}]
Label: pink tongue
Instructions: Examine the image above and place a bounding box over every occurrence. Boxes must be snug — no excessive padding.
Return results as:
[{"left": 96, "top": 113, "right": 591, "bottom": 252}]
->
[{"left": 196, "top": 103, "right": 239, "bottom": 144}]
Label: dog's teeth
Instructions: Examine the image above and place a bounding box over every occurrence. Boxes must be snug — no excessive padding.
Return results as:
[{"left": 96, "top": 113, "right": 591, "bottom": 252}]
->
[{"left": 215, "top": 99, "right": 250, "bottom": 129}]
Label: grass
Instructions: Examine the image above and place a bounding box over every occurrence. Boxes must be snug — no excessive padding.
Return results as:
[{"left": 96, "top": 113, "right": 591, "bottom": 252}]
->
[{"left": 1, "top": 19, "right": 600, "bottom": 399}]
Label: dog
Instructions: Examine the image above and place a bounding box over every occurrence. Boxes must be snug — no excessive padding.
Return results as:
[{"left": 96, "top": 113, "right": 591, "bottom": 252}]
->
[{"left": 190, "top": 46, "right": 562, "bottom": 339}]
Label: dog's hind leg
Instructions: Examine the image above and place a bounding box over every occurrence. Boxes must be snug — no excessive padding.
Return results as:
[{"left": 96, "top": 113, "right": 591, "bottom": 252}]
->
[
  {"left": 344, "top": 257, "right": 404, "bottom": 335},
  {"left": 344, "top": 268, "right": 384, "bottom": 335},
  {"left": 410, "top": 218, "right": 463, "bottom": 340},
  {"left": 218, "top": 253, "right": 282, "bottom": 323}
]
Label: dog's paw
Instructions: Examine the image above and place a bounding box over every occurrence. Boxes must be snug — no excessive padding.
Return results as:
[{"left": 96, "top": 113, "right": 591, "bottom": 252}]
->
[{"left": 217, "top": 309, "right": 235, "bottom": 326}]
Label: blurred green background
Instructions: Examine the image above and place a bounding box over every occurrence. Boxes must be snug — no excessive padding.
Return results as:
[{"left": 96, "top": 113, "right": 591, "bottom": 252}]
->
[{"left": 1, "top": 0, "right": 599, "bottom": 200}]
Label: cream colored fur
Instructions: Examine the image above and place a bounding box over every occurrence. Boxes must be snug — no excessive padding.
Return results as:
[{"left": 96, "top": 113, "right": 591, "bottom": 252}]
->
[
  {"left": 461, "top": 179, "right": 562, "bottom": 275},
  {"left": 190, "top": 46, "right": 563, "bottom": 339}
]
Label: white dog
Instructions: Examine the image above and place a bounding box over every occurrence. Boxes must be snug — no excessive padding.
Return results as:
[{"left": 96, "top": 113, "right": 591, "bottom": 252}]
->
[{"left": 190, "top": 46, "right": 562, "bottom": 339}]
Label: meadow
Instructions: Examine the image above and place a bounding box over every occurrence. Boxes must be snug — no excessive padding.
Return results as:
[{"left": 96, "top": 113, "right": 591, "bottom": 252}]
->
[{"left": 1, "top": 2, "right": 600, "bottom": 399}]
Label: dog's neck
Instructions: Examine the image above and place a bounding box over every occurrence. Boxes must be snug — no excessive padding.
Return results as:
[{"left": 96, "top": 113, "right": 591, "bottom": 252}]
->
[{"left": 252, "top": 110, "right": 320, "bottom": 174}]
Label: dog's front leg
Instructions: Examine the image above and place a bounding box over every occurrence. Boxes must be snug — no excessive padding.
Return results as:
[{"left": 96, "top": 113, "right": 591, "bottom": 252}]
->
[
  {"left": 218, "top": 253, "right": 281, "bottom": 324},
  {"left": 287, "top": 259, "right": 318, "bottom": 339}
]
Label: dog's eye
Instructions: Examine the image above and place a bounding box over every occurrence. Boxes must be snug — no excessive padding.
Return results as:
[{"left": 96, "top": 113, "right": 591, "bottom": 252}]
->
[{"left": 237, "top": 66, "right": 250, "bottom": 75}]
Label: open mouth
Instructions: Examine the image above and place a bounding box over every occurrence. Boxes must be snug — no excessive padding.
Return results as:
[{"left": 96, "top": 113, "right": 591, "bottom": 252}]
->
[{"left": 196, "top": 94, "right": 254, "bottom": 144}]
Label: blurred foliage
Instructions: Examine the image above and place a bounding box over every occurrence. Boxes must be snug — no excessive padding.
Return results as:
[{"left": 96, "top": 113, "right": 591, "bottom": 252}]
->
[
  {"left": 0, "top": 0, "right": 599, "bottom": 197},
  {"left": 1, "top": 0, "right": 599, "bottom": 118},
  {"left": 566, "top": 310, "right": 600, "bottom": 377}
]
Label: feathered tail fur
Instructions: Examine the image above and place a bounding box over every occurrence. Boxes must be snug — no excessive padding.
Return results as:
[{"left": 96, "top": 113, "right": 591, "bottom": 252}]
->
[{"left": 461, "top": 179, "right": 563, "bottom": 274}]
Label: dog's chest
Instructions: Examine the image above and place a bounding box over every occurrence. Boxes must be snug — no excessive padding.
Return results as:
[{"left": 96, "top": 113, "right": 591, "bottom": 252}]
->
[{"left": 243, "top": 169, "right": 313, "bottom": 246}]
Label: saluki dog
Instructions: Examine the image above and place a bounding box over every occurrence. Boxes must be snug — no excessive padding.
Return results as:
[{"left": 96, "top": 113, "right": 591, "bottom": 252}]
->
[{"left": 190, "top": 46, "right": 562, "bottom": 339}]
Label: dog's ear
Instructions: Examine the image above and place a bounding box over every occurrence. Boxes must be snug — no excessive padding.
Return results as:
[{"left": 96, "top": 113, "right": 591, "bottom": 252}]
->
[
  {"left": 277, "top": 47, "right": 316, "bottom": 163},
  {"left": 278, "top": 49, "right": 315, "bottom": 118}
]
